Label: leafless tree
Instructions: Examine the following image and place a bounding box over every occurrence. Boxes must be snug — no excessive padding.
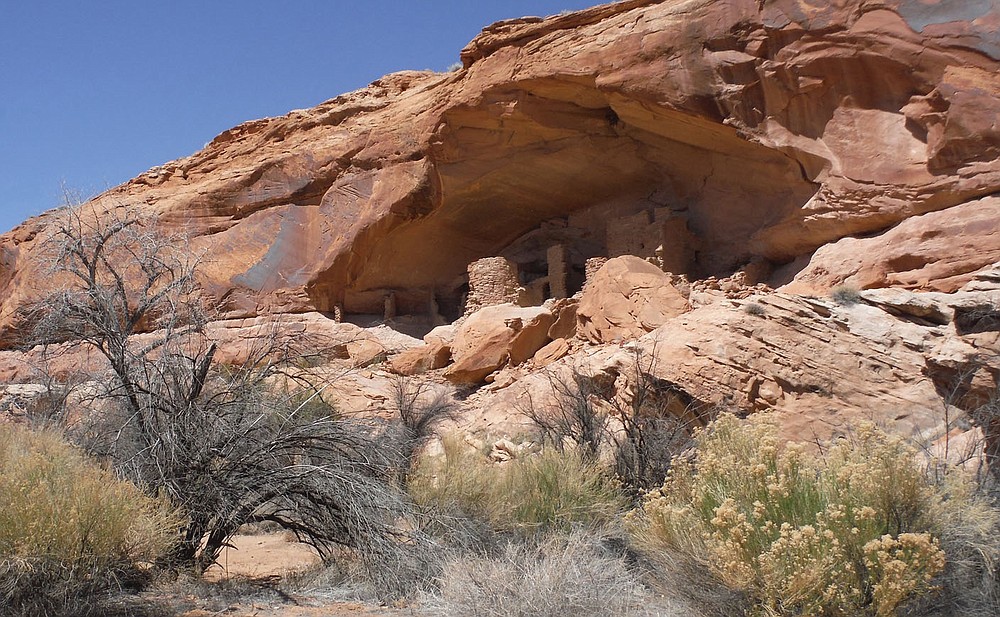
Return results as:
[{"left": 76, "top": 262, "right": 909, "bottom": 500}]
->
[
  {"left": 606, "top": 346, "right": 707, "bottom": 499},
  {"left": 387, "top": 376, "right": 457, "bottom": 483},
  {"left": 23, "top": 201, "right": 424, "bottom": 586},
  {"left": 523, "top": 369, "right": 611, "bottom": 460},
  {"left": 925, "top": 356, "right": 1000, "bottom": 492},
  {"left": 522, "top": 345, "right": 709, "bottom": 501}
]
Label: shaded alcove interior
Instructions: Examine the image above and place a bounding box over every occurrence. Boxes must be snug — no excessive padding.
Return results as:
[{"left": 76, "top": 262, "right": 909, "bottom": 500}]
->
[{"left": 308, "top": 79, "right": 818, "bottom": 321}]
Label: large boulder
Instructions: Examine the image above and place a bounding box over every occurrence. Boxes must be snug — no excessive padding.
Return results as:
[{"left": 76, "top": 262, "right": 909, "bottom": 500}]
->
[
  {"left": 444, "top": 305, "right": 554, "bottom": 385},
  {"left": 532, "top": 338, "right": 571, "bottom": 368},
  {"left": 386, "top": 340, "right": 452, "bottom": 376},
  {"left": 576, "top": 256, "right": 689, "bottom": 343}
]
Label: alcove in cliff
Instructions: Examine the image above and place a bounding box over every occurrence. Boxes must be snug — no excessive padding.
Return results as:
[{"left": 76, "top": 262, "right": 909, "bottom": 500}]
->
[{"left": 308, "top": 78, "right": 817, "bottom": 322}]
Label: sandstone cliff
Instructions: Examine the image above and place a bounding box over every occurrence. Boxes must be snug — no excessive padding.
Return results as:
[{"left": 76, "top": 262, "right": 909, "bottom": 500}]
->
[{"left": 1, "top": 0, "right": 999, "bottom": 442}]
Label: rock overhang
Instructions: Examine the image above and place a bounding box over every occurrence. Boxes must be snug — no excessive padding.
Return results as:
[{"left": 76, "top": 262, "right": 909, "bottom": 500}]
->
[{"left": 0, "top": 0, "right": 998, "bottom": 342}]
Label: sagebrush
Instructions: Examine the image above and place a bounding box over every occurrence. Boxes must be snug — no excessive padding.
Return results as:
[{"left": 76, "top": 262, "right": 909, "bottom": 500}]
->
[
  {"left": 424, "top": 531, "right": 653, "bottom": 617},
  {"left": 0, "top": 425, "right": 178, "bottom": 616}
]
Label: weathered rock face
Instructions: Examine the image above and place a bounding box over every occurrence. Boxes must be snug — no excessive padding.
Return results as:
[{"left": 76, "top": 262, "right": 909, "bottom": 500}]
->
[
  {"left": 785, "top": 195, "right": 1000, "bottom": 293},
  {"left": 577, "top": 256, "right": 689, "bottom": 343},
  {"left": 2, "top": 0, "right": 998, "bottom": 344},
  {"left": 473, "top": 282, "right": 1000, "bottom": 442},
  {"left": 0, "top": 312, "right": 422, "bottom": 385},
  {"left": 1, "top": 1, "right": 999, "bottom": 451}
]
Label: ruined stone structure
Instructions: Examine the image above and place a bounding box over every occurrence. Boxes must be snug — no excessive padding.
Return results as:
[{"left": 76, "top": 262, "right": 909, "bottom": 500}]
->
[
  {"left": 383, "top": 292, "right": 397, "bottom": 321},
  {"left": 605, "top": 209, "right": 698, "bottom": 275},
  {"left": 463, "top": 257, "right": 521, "bottom": 316},
  {"left": 606, "top": 211, "right": 655, "bottom": 259},
  {"left": 657, "top": 216, "right": 700, "bottom": 275},
  {"left": 546, "top": 244, "right": 568, "bottom": 299},
  {"left": 585, "top": 257, "right": 609, "bottom": 287}
]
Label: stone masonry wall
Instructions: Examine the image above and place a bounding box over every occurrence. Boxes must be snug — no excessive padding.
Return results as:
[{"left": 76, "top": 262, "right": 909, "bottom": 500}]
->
[{"left": 464, "top": 256, "right": 521, "bottom": 316}]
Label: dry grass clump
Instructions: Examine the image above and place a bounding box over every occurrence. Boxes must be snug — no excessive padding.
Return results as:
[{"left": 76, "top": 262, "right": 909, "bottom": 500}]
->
[
  {"left": 423, "top": 531, "right": 655, "bottom": 617},
  {"left": 830, "top": 285, "right": 862, "bottom": 305},
  {"left": 907, "top": 473, "right": 1000, "bottom": 617},
  {"left": 409, "top": 435, "right": 625, "bottom": 534},
  {"left": 628, "top": 413, "right": 992, "bottom": 616},
  {"left": 0, "top": 424, "right": 178, "bottom": 616}
]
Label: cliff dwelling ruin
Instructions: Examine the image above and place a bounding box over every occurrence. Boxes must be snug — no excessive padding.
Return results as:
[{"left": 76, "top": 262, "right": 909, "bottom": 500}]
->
[{"left": 305, "top": 81, "right": 818, "bottom": 327}]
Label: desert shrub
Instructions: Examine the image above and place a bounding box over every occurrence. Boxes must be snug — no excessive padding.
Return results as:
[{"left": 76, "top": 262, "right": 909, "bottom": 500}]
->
[
  {"left": 524, "top": 351, "right": 703, "bottom": 502},
  {"left": 906, "top": 474, "right": 1000, "bottom": 617},
  {"left": 831, "top": 284, "right": 862, "bottom": 305},
  {"left": 743, "top": 302, "right": 766, "bottom": 316},
  {"left": 0, "top": 424, "right": 177, "bottom": 616},
  {"left": 387, "top": 377, "right": 457, "bottom": 483},
  {"left": 284, "top": 386, "right": 338, "bottom": 422},
  {"left": 526, "top": 369, "right": 610, "bottom": 459},
  {"left": 972, "top": 387, "right": 1000, "bottom": 489},
  {"left": 506, "top": 445, "right": 626, "bottom": 531},
  {"left": 24, "top": 203, "right": 431, "bottom": 597},
  {"left": 629, "top": 414, "right": 966, "bottom": 616},
  {"left": 409, "top": 436, "right": 625, "bottom": 534},
  {"left": 424, "top": 531, "right": 652, "bottom": 617}
]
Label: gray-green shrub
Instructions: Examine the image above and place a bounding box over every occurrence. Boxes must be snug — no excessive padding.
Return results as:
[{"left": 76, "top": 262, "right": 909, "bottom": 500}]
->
[
  {"left": 831, "top": 285, "right": 862, "bottom": 305},
  {"left": 423, "top": 531, "right": 654, "bottom": 617}
]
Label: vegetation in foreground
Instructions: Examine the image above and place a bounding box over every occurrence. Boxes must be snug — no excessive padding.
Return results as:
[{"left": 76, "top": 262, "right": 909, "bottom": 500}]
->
[
  {"left": 628, "top": 413, "right": 1000, "bottom": 616},
  {"left": 7, "top": 399, "right": 1000, "bottom": 616},
  {"left": 423, "top": 531, "right": 655, "bottom": 617},
  {"left": 5, "top": 202, "right": 1000, "bottom": 616},
  {"left": 0, "top": 425, "right": 177, "bottom": 617},
  {"left": 408, "top": 434, "right": 626, "bottom": 534}
]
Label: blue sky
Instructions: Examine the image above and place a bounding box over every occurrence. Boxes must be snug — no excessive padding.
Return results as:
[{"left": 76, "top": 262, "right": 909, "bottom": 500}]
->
[{"left": 0, "top": 1, "right": 600, "bottom": 234}]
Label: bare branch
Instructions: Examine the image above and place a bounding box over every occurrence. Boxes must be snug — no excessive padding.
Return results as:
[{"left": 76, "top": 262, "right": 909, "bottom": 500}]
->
[{"left": 24, "top": 199, "right": 427, "bottom": 593}]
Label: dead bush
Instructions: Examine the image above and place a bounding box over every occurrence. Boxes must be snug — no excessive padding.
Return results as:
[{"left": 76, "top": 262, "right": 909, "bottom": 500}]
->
[
  {"left": 23, "top": 202, "right": 430, "bottom": 599},
  {"left": 423, "top": 531, "right": 657, "bottom": 617},
  {"left": 387, "top": 376, "right": 457, "bottom": 483},
  {"left": 523, "top": 346, "right": 705, "bottom": 501}
]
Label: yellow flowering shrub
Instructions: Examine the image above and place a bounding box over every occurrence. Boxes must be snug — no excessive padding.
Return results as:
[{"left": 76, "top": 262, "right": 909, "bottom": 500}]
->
[
  {"left": 630, "top": 414, "right": 948, "bottom": 616},
  {"left": 863, "top": 533, "right": 946, "bottom": 616}
]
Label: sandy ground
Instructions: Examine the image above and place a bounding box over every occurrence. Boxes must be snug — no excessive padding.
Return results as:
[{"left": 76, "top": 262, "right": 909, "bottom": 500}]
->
[
  {"left": 180, "top": 604, "right": 404, "bottom": 617},
  {"left": 203, "top": 532, "right": 322, "bottom": 581},
  {"left": 169, "top": 533, "right": 418, "bottom": 617},
  {"left": 180, "top": 602, "right": 409, "bottom": 617}
]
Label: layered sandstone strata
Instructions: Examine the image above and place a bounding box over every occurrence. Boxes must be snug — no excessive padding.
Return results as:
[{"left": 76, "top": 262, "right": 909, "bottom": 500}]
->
[{"left": 1, "top": 0, "right": 997, "bottom": 345}]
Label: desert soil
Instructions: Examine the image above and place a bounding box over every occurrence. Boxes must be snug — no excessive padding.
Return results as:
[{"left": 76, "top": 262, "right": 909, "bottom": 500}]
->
[{"left": 169, "top": 533, "right": 417, "bottom": 617}]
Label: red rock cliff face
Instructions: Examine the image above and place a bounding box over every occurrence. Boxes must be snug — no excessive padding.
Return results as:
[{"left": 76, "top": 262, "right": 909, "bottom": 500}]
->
[{"left": 1, "top": 0, "right": 998, "bottom": 342}]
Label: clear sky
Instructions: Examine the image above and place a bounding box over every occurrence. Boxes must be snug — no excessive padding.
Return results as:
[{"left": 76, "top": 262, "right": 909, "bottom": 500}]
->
[{"left": 0, "top": 1, "right": 601, "bottom": 234}]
